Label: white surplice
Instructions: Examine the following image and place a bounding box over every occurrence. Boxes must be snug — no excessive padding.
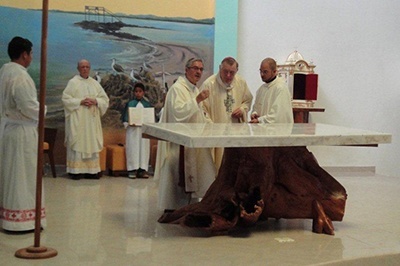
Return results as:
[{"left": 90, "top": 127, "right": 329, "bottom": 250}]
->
[
  {"left": 0, "top": 62, "right": 46, "bottom": 231},
  {"left": 154, "top": 76, "right": 216, "bottom": 210},
  {"left": 251, "top": 77, "right": 294, "bottom": 123},
  {"left": 124, "top": 101, "right": 150, "bottom": 171}
]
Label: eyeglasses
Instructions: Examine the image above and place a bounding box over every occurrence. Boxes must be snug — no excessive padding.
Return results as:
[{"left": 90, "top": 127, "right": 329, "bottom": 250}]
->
[
  {"left": 188, "top": 66, "right": 204, "bottom": 72},
  {"left": 221, "top": 69, "right": 237, "bottom": 76}
]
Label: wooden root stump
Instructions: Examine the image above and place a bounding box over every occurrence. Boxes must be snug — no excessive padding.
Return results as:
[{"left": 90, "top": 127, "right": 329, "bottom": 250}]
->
[{"left": 158, "top": 146, "right": 347, "bottom": 235}]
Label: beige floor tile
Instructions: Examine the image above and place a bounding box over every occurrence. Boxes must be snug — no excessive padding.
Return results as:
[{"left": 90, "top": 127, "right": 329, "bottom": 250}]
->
[{"left": 1, "top": 169, "right": 399, "bottom": 265}]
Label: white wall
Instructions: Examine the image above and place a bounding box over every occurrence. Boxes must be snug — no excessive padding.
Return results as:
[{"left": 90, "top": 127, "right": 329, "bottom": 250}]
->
[{"left": 237, "top": 0, "right": 400, "bottom": 176}]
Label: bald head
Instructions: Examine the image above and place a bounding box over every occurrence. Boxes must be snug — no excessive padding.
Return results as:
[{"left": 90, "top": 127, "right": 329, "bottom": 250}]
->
[
  {"left": 259, "top": 57, "right": 277, "bottom": 83},
  {"left": 260, "top": 58, "right": 276, "bottom": 71}
]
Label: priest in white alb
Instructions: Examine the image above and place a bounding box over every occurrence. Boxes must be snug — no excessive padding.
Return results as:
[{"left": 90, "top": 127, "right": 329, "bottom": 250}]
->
[
  {"left": 154, "top": 58, "right": 216, "bottom": 211},
  {"left": 62, "top": 59, "right": 109, "bottom": 180},
  {"left": 250, "top": 57, "right": 294, "bottom": 124}
]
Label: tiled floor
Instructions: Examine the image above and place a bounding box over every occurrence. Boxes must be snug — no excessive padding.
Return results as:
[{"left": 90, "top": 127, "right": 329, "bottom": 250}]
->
[{"left": 1, "top": 169, "right": 400, "bottom": 265}]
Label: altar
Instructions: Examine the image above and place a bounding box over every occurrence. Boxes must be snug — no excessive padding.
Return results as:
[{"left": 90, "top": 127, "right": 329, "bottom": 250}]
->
[
  {"left": 143, "top": 123, "right": 391, "bottom": 235},
  {"left": 142, "top": 123, "right": 391, "bottom": 148}
]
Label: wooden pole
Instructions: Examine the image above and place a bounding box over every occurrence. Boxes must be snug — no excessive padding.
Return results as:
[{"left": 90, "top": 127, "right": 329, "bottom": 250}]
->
[{"left": 15, "top": 0, "right": 57, "bottom": 259}]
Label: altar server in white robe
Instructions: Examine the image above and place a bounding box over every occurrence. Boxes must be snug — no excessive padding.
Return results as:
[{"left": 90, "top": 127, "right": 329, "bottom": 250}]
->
[
  {"left": 121, "top": 82, "right": 152, "bottom": 179},
  {"left": 62, "top": 59, "right": 109, "bottom": 180},
  {"left": 0, "top": 36, "right": 47, "bottom": 232},
  {"left": 200, "top": 57, "right": 253, "bottom": 170},
  {"left": 250, "top": 57, "right": 294, "bottom": 124},
  {"left": 154, "top": 58, "right": 216, "bottom": 211}
]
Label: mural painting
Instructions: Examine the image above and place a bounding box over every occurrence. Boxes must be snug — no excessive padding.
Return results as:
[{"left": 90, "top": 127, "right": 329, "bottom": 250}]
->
[{"left": 0, "top": 1, "right": 215, "bottom": 129}]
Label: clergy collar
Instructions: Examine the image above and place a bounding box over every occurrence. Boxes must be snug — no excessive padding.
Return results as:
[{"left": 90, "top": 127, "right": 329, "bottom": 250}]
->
[
  {"left": 265, "top": 76, "right": 277, "bottom": 84},
  {"left": 217, "top": 72, "right": 233, "bottom": 91}
]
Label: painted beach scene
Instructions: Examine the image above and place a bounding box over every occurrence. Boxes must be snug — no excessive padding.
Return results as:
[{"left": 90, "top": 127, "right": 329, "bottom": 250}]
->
[{"left": 0, "top": 1, "right": 215, "bottom": 128}]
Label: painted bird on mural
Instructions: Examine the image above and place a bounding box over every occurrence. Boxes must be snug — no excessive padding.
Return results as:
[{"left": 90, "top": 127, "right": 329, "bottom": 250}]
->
[
  {"left": 129, "top": 68, "right": 142, "bottom": 83},
  {"left": 93, "top": 71, "right": 102, "bottom": 83},
  {"left": 111, "top": 58, "right": 124, "bottom": 75},
  {"left": 156, "top": 64, "right": 171, "bottom": 93}
]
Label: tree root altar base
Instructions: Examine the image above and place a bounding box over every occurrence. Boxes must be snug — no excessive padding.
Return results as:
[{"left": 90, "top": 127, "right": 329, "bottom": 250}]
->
[{"left": 159, "top": 147, "right": 347, "bottom": 236}]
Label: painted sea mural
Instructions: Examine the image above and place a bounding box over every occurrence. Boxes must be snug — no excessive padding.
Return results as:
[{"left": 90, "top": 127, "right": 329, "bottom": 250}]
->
[{"left": 0, "top": 5, "right": 215, "bottom": 128}]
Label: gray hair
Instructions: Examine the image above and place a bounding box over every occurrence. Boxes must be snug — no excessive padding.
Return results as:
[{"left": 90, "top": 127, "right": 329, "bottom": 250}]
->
[
  {"left": 220, "top": 56, "right": 238, "bottom": 69},
  {"left": 185, "top": 57, "right": 203, "bottom": 69},
  {"left": 77, "top": 59, "right": 90, "bottom": 68}
]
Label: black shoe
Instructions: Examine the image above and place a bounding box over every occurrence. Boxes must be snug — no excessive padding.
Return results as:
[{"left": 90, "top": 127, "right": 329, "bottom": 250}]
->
[
  {"left": 128, "top": 170, "right": 137, "bottom": 179},
  {"left": 138, "top": 171, "right": 150, "bottom": 179},
  {"left": 85, "top": 173, "right": 100, "bottom": 179},
  {"left": 4, "top": 227, "right": 44, "bottom": 234},
  {"left": 4, "top": 229, "right": 34, "bottom": 234},
  {"left": 69, "top": 173, "right": 83, "bottom": 180},
  {"left": 137, "top": 168, "right": 149, "bottom": 179}
]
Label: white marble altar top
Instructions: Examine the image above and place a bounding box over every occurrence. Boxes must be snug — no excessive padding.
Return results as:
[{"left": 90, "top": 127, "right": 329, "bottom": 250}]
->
[{"left": 142, "top": 123, "right": 391, "bottom": 148}]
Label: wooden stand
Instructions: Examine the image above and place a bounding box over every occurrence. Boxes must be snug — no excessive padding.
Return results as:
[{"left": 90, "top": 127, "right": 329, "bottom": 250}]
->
[
  {"left": 15, "top": 246, "right": 57, "bottom": 259},
  {"left": 15, "top": 0, "right": 58, "bottom": 259}
]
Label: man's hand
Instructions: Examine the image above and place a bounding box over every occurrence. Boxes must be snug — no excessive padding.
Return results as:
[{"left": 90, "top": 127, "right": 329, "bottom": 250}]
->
[
  {"left": 249, "top": 113, "right": 259, "bottom": 123},
  {"left": 231, "top": 107, "right": 243, "bottom": 119},
  {"left": 250, "top": 113, "right": 259, "bottom": 120},
  {"left": 81, "top": 98, "right": 97, "bottom": 107},
  {"left": 196, "top": 89, "right": 209, "bottom": 103}
]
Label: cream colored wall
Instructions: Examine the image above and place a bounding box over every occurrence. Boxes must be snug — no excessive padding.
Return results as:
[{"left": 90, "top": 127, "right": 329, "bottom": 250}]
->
[{"left": 237, "top": 0, "right": 400, "bottom": 177}]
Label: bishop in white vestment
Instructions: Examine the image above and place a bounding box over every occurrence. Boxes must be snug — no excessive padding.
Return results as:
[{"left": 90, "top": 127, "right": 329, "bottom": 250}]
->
[{"left": 200, "top": 57, "right": 253, "bottom": 170}]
